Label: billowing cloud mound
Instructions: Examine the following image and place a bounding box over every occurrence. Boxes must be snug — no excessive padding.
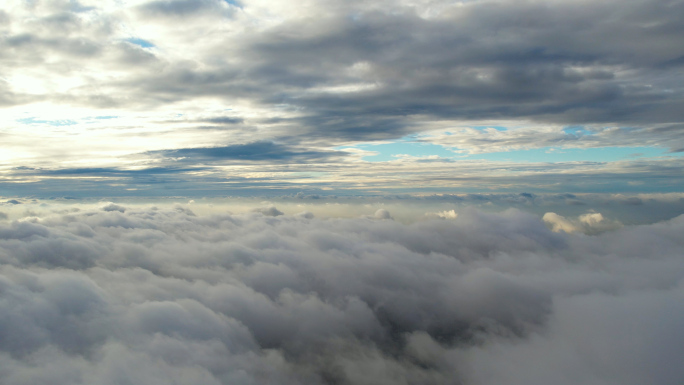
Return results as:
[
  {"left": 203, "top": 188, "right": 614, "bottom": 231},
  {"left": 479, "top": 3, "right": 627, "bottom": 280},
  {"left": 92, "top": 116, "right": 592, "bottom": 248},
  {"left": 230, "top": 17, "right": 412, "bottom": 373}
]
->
[
  {"left": 0, "top": 206, "right": 683, "bottom": 384},
  {"left": 251, "top": 205, "right": 285, "bottom": 217},
  {"left": 543, "top": 211, "right": 623, "bottom": 234}
]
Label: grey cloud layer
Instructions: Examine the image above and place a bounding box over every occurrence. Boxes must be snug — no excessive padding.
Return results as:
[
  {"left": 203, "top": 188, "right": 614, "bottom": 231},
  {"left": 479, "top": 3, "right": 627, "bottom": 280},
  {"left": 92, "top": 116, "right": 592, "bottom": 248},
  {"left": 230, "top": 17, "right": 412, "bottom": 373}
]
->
[
  {"left": 3, "top": 0, "right": 684, "bottom": 143},
  {"left": 2, "top": 0, "right": 684, "bottom": 195},
  {"left": 0, "top": 205, "right": 683, "bottom": 384},
  {"left": 6, "top": 155, "right": 684, "bottom": 197},
  {"left": 160, "top": 0, "right": 684, "bottom": 142}
]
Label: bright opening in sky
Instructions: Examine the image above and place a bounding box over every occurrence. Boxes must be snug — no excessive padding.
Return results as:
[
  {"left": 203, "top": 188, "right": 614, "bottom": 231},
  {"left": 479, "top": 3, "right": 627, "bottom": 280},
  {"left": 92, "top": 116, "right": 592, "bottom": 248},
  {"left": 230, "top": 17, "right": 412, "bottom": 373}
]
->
[{"left": 1, "top": 1, "right": 683, "bottom": 384}]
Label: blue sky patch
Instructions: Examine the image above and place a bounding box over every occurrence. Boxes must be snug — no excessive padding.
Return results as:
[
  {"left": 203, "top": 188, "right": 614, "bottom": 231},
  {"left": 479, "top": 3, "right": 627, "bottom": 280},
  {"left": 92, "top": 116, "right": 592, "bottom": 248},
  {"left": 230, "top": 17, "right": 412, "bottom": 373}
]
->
[
  {"left": 471, "top": 126, "right": 508, "bottom": 131},
  {"left": 340, "top": 136, "right": 675, "bottom": 163},
  {"left": 125, "top": 38, "right": 155, "bottom": 48},
  {"left": 17, "top": 117, "right": 77, "bottom": 126},
  {"left": 337, "top": 137, "right": 456, "bottom": 161},
  {"left": 465, "top": 146, "right": 671, "bottom": 163},
  {"left": 223, "top": 0, "right": 243, "bottom": 8},
  {"left": 563, "top": 126, "right": 594, "bottom": 136}
]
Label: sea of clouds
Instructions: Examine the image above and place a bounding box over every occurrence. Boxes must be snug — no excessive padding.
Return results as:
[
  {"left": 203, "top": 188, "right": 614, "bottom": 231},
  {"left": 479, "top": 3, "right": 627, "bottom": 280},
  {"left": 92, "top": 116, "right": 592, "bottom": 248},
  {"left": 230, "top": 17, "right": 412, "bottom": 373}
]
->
[{"left": 0, "top": 202, "right": 682, "bottom": 384}]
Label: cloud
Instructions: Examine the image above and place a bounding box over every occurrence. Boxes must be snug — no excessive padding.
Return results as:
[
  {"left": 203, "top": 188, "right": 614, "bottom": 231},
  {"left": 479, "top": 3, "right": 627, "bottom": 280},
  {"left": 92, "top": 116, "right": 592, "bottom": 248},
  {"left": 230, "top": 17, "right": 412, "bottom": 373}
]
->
[
  {"left": 7, "top": 155, "right": 684, "bottom": 198},
  {"left": 136, "top": 0, "right": 236, "bottom": 18},
  {"left": 34, "top": 167, "right": 211, "bottom": 176},
  {"left": 1, "top": 0, "right": 684, "bottom": 194},
  {"left": 251, "top": 205, "right": 284, "bottom": 216},
  {"left": 295, "top": 211, "right": 315, "bottom": 219},
  {"left": 623, "top": 196, "right": 644, "bottom": 205},
  {"left": 201, "top": 116, "right": 245, "bottom": 125},
  {"left": 0, "top": 204, "right": 682, "bottom": 383},
  {"left": 4, "top": 0, "right": 684, "bottom": 135},
  {"left": 373, "top": 208, "right": 392, "bottom": 220},
  {"left": 101, "top": 202, "right": 126, "bottom": 212},
  {"left": 543, "top": 211, "right": 623, "bottom": 234},
  {"left": 149, "top": 141, "right": 344, "bottom": 164},
  {"left": 543, "top": 212, "right": 581, "bottom": 233},
  {"left": 426, "top": 209, "right": 458, "bottom": 219}
]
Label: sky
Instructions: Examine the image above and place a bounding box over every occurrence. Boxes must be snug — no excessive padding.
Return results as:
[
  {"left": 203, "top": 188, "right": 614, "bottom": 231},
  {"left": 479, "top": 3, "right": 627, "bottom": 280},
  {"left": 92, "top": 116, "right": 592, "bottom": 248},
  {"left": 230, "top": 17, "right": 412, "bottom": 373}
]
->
[
  {"left": 2, "top": 1, "right": 684, "bottom": 385},
  {"left": 1, "top": 0, "right": 684, "bottom": 197}
]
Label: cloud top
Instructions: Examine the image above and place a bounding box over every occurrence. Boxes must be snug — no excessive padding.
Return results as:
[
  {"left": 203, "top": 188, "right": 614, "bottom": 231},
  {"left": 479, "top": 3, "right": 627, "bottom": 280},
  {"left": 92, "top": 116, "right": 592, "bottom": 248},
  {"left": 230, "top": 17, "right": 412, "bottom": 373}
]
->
[{"left": 0, "top": 205, "right": 682, "bottom": 384}]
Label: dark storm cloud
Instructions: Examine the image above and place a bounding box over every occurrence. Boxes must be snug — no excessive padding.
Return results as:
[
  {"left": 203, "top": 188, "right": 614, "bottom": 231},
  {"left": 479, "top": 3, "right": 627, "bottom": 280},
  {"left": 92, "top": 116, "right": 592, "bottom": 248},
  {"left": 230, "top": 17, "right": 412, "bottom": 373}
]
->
[{"left": 0, "top": 206, "right": 682, "bottom": 384}]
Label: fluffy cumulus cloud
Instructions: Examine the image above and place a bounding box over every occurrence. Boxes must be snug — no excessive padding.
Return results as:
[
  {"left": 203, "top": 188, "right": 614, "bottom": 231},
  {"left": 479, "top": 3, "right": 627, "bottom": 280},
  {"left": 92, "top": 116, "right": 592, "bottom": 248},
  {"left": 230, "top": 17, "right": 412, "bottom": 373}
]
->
[
  {"left": 0, "top": 204, "right": 682, "bottom": 384},
  {"left": 543, "top": 211, "right": 623, "bottom": 234}
]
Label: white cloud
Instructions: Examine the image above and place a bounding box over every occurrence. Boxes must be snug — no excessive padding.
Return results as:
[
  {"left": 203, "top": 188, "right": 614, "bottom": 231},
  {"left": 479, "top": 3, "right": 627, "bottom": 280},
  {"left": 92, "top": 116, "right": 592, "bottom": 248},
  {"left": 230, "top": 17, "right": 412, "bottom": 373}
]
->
[
  {"left": 543, "top": 212, "right": 581, "bottom": 233},
  {"left": 373, "top": 208, "right": 392, "bottom": 219},
  {"left": 544, "top": 211, "right": 623, "bottom": 234},
  {"left": 0, "top": 204, "right": 682, "bottom": 383},
  {"left": 426, "top": 209, "right": 458, "bottom": 219}
]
